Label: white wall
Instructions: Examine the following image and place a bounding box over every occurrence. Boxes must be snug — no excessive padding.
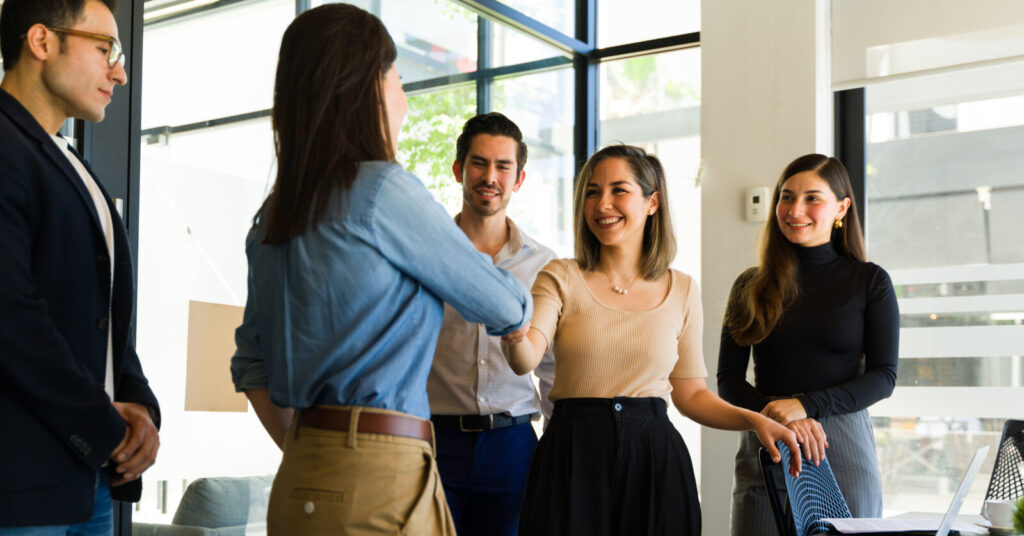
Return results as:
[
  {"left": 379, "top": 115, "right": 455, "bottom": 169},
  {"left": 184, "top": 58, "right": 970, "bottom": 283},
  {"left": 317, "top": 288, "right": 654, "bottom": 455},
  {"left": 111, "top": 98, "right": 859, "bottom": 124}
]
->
[{"left": 699, "top": 1, "right": 831, "bottom": 533}]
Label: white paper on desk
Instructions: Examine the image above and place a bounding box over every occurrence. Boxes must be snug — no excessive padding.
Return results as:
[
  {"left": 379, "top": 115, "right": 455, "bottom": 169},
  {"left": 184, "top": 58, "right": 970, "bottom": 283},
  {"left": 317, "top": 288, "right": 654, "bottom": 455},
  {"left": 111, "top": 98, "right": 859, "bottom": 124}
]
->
[{"left": 823, "top": 517, "right": 985, "bottom": 534}]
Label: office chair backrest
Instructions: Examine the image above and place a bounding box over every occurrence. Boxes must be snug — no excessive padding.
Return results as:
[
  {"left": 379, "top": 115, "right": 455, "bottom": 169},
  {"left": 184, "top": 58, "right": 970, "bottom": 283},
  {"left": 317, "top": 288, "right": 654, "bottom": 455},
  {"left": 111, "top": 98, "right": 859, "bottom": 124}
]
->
[
  {"left": 761, "top": 441, "right": 853, "bottom": 536},
  {"left": 759, "top": 446, "right": 797, "bottom": 536},
  {"left": 984, "top": 419, "right": 1024, "bottom": 503}
]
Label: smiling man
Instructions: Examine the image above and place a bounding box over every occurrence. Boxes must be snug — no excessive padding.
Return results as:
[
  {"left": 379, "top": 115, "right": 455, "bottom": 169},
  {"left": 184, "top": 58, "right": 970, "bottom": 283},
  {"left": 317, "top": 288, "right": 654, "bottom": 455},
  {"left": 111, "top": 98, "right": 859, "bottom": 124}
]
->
[
  {"left": 427, "top": 113, "right": 556, "bottom": 536},
  {"left": 0, "top": 0, "right": 161, "bottom": 533}
]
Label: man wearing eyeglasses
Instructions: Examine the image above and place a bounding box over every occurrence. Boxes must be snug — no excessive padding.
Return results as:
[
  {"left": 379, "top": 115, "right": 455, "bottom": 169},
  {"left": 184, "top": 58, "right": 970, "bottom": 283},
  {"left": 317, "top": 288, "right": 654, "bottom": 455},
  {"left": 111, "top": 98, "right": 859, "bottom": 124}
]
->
[{"left": 0, "top": 0, "right": 160, "bottom": 533}]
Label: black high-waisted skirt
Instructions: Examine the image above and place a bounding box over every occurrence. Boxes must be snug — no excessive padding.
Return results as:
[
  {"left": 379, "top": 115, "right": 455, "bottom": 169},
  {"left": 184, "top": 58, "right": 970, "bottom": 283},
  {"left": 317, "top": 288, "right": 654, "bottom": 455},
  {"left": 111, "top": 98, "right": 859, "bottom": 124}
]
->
[{"left": 518, "top": 397, "right": 701, "bottom": 536}]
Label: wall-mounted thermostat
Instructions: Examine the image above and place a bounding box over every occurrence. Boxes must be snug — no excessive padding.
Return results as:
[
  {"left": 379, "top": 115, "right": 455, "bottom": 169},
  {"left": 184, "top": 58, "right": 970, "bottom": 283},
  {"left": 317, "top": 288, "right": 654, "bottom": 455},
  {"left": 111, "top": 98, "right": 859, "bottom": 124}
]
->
[{"left": 745, "top": 187, "right": 771, "bottom": 222}]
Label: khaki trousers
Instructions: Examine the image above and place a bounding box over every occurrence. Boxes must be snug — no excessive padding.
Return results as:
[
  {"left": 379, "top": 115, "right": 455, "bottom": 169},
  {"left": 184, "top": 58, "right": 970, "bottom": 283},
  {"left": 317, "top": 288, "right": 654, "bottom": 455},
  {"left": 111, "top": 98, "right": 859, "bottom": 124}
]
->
[{"left": 268, "top": 406, "right": 456, "bottom": 536}]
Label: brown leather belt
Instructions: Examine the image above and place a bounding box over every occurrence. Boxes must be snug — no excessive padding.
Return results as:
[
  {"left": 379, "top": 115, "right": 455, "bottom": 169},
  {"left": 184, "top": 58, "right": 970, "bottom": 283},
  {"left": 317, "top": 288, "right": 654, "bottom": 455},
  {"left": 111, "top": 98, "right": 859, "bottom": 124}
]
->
[{"left": 299, "top": 407, "right": 432, "bottom": 442}]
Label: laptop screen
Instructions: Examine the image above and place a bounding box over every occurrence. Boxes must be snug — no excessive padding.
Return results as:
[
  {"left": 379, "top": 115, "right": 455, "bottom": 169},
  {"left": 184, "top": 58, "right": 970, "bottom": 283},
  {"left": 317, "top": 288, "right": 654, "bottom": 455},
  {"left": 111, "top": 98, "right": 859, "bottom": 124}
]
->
[{"left": 935, "top": 444, "right": 990, "bottom": 536}]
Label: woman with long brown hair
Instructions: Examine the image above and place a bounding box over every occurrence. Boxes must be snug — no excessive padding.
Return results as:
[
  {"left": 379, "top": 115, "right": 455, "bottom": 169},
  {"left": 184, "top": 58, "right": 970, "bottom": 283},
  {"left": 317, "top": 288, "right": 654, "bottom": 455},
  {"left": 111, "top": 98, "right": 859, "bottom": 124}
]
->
[
  {"left": 718, "top": 154, "right": 899, "bottom": 535},
  {"left": 501, "top": 144, "right": 802, "bottom": 536},
  {"left": 229, "top": 5, "right": 531, "bottom": 535}
]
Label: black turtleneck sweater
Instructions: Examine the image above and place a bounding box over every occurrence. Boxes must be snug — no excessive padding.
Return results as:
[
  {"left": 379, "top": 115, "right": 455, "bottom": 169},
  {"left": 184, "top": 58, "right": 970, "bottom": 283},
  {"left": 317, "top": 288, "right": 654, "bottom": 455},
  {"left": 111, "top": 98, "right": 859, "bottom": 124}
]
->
[{"left": 716, "top": 242, "right": 899, "bottom": 419}]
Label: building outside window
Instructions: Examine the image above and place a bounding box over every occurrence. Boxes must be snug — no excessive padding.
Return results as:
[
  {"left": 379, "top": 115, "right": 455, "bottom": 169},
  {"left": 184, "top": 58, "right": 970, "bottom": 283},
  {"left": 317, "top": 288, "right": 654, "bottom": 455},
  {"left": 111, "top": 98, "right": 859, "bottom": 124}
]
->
[
  {"left": 863, "top": 62, "right": 1024, "bottom": 514},
  {"left": 831, "top": 0, "right": 1024, "bottom": 514}
]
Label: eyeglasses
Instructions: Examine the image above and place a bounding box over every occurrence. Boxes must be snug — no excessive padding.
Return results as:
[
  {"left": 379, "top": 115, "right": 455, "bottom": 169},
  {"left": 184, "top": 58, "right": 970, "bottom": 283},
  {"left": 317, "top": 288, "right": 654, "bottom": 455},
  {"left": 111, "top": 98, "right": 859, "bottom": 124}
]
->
[{"left": 45, "top": 26, "right": 125, "bottom": 68}]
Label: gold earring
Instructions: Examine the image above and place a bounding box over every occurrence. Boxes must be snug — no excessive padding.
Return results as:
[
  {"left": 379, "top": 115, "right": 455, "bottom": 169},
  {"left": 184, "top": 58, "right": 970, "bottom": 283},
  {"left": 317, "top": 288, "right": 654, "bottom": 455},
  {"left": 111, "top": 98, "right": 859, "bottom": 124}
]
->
[{"left": 834, "top": 219, "right": 843, "bottom": 229}]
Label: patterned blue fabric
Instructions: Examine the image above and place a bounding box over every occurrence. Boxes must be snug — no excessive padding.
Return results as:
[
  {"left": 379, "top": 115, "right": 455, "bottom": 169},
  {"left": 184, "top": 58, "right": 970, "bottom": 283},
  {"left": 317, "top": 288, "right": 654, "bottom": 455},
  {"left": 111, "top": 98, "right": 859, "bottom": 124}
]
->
[{"left": 777, "top": 441, "right": 852, "bottom": 536}]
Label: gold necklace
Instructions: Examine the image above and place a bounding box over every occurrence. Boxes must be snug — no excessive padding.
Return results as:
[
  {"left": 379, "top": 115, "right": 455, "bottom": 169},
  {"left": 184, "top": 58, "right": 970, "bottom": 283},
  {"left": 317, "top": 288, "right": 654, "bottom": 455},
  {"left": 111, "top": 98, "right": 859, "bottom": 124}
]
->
[{"left": 601, "top": 267, "right": 640, "bottom": 295}]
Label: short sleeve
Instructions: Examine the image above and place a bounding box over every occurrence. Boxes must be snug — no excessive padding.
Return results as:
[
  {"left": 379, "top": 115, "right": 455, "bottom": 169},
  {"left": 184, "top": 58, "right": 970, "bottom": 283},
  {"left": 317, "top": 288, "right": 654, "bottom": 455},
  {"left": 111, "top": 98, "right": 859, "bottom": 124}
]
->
[
  {"left": 530, "top": 259, "right": 568, "bottom": 350},
  {"left": 670, "top": 273, "right": 708, "bottom": 379}
]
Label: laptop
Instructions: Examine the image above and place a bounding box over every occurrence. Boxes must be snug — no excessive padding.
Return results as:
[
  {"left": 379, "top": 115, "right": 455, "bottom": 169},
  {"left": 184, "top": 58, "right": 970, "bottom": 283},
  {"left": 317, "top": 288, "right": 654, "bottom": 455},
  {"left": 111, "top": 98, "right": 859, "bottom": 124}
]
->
[{"left": 824, "top": 444, "right": 990, "bottom": 535}]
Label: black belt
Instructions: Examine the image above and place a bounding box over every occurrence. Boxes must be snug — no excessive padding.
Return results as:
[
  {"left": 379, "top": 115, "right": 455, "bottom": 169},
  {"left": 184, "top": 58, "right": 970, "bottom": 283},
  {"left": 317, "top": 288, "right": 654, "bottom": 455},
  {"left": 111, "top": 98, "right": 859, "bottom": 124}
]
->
[{"left": 431, "top": 413, "right": 537, "bottom": 432}]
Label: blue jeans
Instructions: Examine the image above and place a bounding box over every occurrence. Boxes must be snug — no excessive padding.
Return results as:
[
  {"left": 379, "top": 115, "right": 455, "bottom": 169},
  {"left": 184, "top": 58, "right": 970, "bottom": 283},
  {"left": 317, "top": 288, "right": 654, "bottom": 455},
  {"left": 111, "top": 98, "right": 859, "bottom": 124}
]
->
[
  {"left": 434, "top": 422, "right": 537, "bottom": 536},
  {"left": 0, "top": 473, "right": 112, "bottom": 536}
]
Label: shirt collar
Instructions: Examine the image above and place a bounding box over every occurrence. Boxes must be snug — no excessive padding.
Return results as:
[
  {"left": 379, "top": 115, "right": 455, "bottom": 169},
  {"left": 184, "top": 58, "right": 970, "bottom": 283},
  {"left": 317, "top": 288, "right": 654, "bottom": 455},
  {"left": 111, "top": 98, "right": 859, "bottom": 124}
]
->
[
  {"left": 49, "top": 133, "right": 70, "bottom": 154},
  {"left": 453, "top": 213, "right": 529, "bottom": 263},
  {"left": 504, "top": 217, "right": 525, "bottom": 256}
]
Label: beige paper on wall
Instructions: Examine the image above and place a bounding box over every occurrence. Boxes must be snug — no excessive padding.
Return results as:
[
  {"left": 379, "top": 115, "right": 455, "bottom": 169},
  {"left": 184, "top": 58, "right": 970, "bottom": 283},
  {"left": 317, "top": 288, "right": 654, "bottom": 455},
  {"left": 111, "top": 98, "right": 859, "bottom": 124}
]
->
[{"left": 185, "top": 300, "right": 247, "bottom": 412}]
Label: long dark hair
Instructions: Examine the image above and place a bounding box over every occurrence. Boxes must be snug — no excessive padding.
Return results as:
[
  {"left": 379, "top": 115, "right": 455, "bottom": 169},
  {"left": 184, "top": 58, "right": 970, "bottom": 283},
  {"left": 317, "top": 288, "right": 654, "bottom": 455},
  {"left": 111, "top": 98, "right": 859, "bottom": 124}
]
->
[
  {"left": 573, "top": 144, "right": 676, "bottom": 280},
  {"left": 726, "top": 154, "right": 865, "bottom": 345},
  {"left": 260, "top": 4, "right": 398, "bottom": 244}
]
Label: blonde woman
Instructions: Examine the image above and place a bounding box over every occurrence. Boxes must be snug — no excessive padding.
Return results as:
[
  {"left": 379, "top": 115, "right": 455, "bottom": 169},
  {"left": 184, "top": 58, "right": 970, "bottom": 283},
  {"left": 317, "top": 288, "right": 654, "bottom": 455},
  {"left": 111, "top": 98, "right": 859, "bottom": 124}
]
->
[{"left": 502, "top": 144, "right": 803, "bottom": 536}]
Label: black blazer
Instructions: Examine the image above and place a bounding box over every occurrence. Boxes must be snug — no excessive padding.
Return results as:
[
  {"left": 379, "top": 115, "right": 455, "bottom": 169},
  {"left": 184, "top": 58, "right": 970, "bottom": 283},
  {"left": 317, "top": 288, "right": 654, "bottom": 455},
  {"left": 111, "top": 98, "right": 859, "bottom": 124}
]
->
[{"left": 0, "top": 89, "right": 160, "bottom": 526}]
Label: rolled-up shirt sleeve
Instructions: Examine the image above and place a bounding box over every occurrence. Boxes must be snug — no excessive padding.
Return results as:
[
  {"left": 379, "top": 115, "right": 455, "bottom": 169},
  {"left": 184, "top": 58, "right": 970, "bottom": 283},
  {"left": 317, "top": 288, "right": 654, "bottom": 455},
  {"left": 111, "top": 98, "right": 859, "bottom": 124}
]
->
[
  {"left": 231, "top": 226, "right": 268, "bottom": 392},
  {"left": 370, "top": 168, "right": 531, "bottom": 336}
]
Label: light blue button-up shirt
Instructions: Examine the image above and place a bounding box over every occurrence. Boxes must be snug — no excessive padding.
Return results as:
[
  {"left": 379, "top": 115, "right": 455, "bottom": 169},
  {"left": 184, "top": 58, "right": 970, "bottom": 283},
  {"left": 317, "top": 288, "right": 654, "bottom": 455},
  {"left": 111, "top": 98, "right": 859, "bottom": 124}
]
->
[{"left": 230, "top": 161, "right": 531, "bottom": 419}]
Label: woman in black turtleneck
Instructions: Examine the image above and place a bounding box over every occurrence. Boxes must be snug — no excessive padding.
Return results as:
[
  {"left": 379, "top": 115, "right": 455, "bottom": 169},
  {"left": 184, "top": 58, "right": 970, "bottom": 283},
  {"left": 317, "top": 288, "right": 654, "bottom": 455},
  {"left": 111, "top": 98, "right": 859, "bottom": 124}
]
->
[{"left": 717, "top": 154, "right": 899, "bottom": 536}]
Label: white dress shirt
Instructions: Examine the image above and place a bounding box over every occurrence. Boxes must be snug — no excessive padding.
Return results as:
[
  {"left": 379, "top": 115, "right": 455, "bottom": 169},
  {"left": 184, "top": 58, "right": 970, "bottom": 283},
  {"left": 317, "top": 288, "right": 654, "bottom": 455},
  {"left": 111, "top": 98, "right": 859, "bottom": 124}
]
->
[{"left": 428, "top": 216, "right": 556, "bottom": 419}]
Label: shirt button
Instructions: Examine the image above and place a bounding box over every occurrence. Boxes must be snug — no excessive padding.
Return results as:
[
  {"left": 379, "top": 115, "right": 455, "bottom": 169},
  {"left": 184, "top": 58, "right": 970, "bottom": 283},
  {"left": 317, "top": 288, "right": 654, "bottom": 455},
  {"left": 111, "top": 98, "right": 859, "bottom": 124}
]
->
[
  {"left": 479, "top": 360, "right": 486, "bottom": 365},
  {"left": 304, "top": 501, "right": 315, "bottom": 514},
  {"left": 613, "top": 403, "right": 623, "bottom": 412}
]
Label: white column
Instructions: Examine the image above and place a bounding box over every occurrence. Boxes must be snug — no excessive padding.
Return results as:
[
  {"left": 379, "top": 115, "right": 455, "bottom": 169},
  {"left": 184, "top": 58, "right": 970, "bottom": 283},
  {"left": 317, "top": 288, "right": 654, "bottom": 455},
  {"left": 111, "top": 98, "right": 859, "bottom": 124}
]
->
[{"left": 699, "top": 0, "right": 832, "bottom": 533}]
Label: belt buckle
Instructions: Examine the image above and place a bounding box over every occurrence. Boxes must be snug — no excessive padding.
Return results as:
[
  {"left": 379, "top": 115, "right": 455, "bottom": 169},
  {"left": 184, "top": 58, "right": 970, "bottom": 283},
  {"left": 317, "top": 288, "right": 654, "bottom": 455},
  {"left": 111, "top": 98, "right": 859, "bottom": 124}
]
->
[{"left": 459, "top": 415, "right": 492, "bottom": 432}]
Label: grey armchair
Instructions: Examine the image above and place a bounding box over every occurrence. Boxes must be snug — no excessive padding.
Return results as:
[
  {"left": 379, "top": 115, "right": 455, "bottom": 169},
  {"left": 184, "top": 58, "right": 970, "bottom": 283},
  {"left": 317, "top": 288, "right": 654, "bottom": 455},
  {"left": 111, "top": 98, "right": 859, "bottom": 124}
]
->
[{"left": 132, "top": 475, "right": 274, "bottom": 536}]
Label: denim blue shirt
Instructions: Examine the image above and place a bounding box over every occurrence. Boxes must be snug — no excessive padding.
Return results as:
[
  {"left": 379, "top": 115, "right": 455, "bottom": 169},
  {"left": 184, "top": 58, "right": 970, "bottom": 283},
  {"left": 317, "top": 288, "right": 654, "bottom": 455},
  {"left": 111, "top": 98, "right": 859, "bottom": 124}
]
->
[{"left": 230, "top": 161, "right": 531, "bottom": 419}]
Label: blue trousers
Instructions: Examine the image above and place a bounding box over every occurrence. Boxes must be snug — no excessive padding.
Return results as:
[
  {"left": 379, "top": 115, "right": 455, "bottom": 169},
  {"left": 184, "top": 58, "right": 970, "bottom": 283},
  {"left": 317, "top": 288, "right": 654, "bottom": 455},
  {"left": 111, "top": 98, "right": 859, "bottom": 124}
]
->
[
  {"left": 434, "top": 422, "right": 537, "bottom": 536},
  {"left": 0, "top": 473, "right": 111, "bottom": 536}
]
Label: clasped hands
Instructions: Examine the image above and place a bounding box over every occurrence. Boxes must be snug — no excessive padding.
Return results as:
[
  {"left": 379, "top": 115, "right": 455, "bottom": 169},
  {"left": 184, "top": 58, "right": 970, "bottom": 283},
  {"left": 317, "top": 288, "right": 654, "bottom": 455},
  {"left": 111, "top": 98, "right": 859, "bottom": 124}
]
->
[
  {"left": 108, "top": 401, "right": 160, "bottom": 486},
  {"left": 761, "top": 398, "right": 828, "bottom": 467},
  {"left": 499, "top": 322, "right": 536, "bottom": 375},
  {"left": 500, "top": 322, "right": 530, "bottom": 345}
]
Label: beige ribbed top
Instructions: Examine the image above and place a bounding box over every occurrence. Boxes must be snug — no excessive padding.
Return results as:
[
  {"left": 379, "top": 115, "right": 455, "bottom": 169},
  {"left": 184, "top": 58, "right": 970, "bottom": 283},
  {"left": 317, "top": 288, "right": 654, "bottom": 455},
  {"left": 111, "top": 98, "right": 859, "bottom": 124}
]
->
[{"left": 531, "top": 259, "right": 708, "bottom": 404}]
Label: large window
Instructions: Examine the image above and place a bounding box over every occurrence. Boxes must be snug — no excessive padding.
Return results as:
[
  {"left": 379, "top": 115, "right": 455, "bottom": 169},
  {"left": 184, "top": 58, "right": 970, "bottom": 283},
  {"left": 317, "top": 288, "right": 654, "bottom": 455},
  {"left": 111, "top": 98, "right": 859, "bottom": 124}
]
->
[
  {"left": 133, "top": 0, "right": 700, "bottom": 524},
  {"left": 598, "top": 48, "right": 701, "bottom": 276},
  {"left": 861, "top": 62, "right": 1024, "bottom": 515}
]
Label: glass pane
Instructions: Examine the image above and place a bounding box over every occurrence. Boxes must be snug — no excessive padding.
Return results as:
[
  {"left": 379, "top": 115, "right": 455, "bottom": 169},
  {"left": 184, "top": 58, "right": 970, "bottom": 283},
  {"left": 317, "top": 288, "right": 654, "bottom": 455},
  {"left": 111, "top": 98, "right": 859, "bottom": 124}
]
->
[
  {"left": 141, "top": 0, "right": 294, "bottom": 129},
  {"left": 311, "top": 0, "right": 375, "bottom": 9},
  {"left": 134, "top": 117, "right": 281, "bottom": 524},
  {"left": 490, "top": 18, "right": 572, "bottom": 69},
  {"left": 864, "top": 61, "right": 1024, "bottom": 514},
  {"left": 599, "top": 48, "right": 702, "bottom": 277},
  {"left": 316, "top": 0, "right": 479, "bottom": 84},
  {"left": 493, "top": 67, "right": 575, "bottom": 256},
  {"left": 873, "top": 416, "right": 1002, "bottom": 514},
  {"left": 397, "top": 84, "right": 477, "bottom": 212},
  {"left": 598, "top": 0, "right": 699, "bottom": 48},
  {"left": 500, "top": 0, "right": 574, "bottom": 37}
]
